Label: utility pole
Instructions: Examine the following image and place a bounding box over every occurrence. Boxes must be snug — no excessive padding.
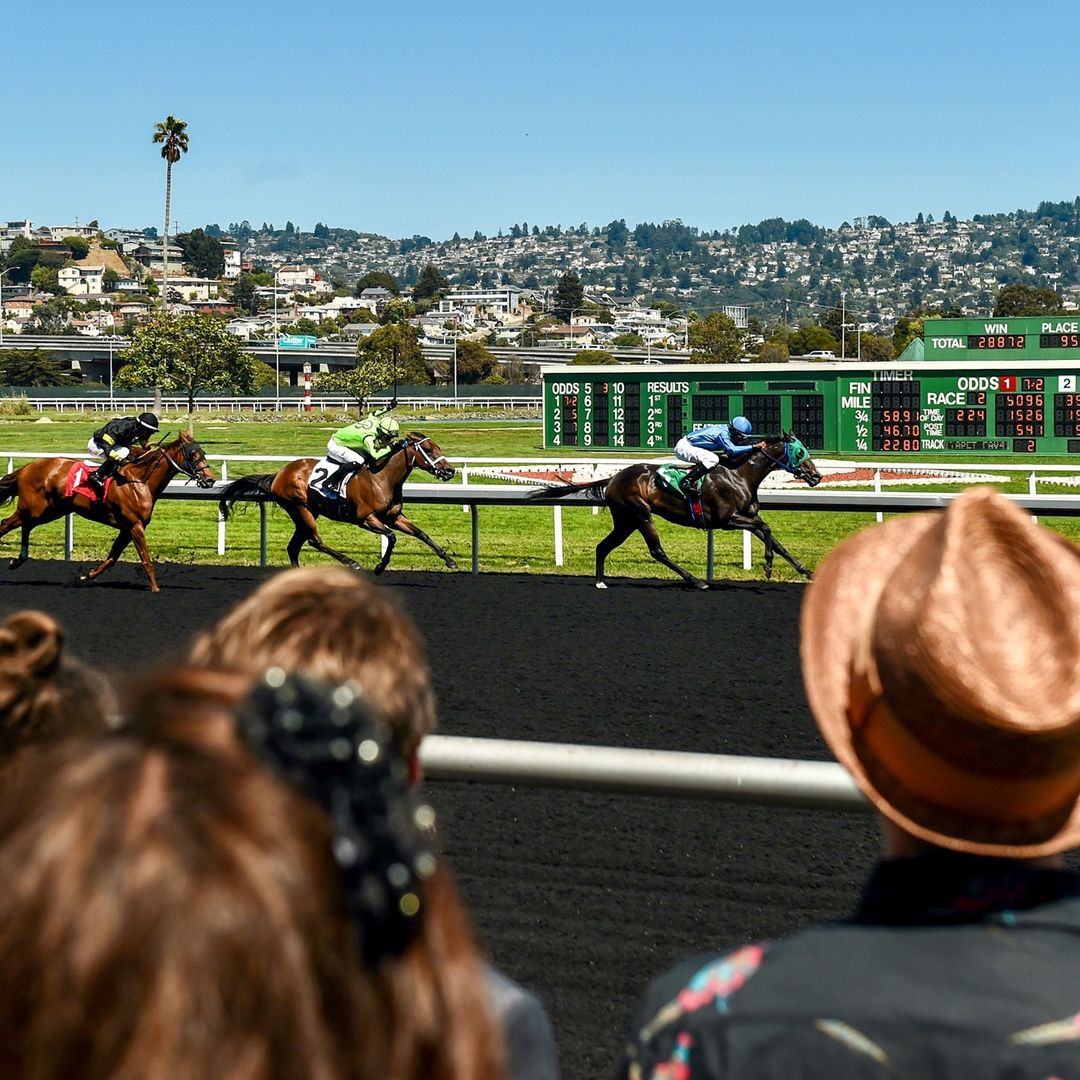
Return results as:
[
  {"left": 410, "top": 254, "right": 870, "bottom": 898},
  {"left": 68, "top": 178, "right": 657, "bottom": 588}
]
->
[{"left": 841, "top": 291, "right": 846, "bottom": 360}]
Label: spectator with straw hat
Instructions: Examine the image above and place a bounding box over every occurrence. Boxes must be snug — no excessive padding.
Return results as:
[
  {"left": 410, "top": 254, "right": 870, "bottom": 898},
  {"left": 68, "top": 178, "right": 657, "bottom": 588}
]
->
[{"left": 620, "top": 487, "right": 1080, "bottom": 1079}]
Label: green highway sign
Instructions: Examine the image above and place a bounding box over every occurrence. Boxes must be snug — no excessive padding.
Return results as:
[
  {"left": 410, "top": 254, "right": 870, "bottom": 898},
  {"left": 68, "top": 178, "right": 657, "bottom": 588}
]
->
[{"left": 278, "top": 334, "right": 317, "bottom": 349}]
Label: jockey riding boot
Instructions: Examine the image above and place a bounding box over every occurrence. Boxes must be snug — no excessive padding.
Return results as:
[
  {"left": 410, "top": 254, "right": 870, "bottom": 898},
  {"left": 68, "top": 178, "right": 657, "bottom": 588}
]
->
[
  {"left": 88, "top": 462, "right": 111, "bottom": 494},
  {"left": 679, "top": 463, "right": 706, "bottom": 498},
  {"left": 326, "top": 462, "right": 355, "bottom": 492}
]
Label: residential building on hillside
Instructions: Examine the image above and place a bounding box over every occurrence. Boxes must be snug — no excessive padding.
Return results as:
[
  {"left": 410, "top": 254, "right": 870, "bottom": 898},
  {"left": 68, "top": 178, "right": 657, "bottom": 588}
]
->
[
  {"left": 439, "top": 285, "right": 521, "bottom": 316},
  {"left": 58, "top": 265, "right": 106, "bottom": 296}
]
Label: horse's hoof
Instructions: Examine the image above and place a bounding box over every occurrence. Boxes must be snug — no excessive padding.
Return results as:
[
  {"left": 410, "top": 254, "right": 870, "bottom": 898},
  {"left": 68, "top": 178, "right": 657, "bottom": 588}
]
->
[
  {"left": 595, "top": 581, "right": 608, "bottom": 590},
  {"left": 693, "top": 579, "right": 709, "bottom": 591},
  {"left": 445, "top": 559, "right": 458, "bottom": 570},
  {"left": 8, "top": 560, "right": 22, "bottom": 571},
  {"left": 372, "top": 564, "right": 386, "bottom": 576},
  {"left": 349, "top": 562, "right": 363, "bottom": 573}
]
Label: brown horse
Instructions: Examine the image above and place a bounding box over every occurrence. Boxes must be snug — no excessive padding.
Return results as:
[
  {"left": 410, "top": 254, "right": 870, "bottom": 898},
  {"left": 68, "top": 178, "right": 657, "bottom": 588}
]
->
[
  {"left": 529, "top": 433, "right": 822, "bottom": 589},
  {"left": 217, "top": 432, "right": 458, "bottom": 573},
  {"left": 0, "top": 433, "right": 215, "bottom": 592}
]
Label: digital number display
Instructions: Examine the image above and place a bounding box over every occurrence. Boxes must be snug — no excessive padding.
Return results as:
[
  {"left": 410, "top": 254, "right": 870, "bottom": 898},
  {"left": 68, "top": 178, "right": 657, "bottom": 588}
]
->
[
  {"left": 1013, "top": 439, "right": 1038, "bottom": 453},
  {"left": 967, "top": 334, "right": 1026, "bottom": 350},
  {"left": 590, "top": 382, "right": 609, "bottom": 446},
  {"left": 1054, "top": 393, "right": 1080, "bottom": 437},
  {"left": 1022, "top": 377, "right": 1045, "bottom": 391},
  {"left": 872, "top": 381, "right": 921, "bottom": 451},
  {"left": 995, "top": 392, "right": 1044, "bottom": 438},
  {"left": 1039, "top": 333, "right": 1080, "bottom": 349},
  {"left": 945, "top": 408, "right": 987, "bottom": 437},
  {"left": 561, "top": 394, "right": 578, "bottom": 446}
]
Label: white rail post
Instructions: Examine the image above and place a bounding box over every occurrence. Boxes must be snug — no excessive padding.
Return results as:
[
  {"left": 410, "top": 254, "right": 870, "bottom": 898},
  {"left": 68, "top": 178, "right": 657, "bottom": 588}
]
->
[
  {"left": 220, "top": 459, "right": 228, "bottom": 482},
  {"left": 6, "top": 457, "right": 12, "bottom": 473},
  {"left": 553, "top": 505, "right": 564, "bottom": 567},
  {"left": 380, "top": 534, "right": 389, "bottom": 557},
  {"left": 875, "top": 468, "right": 884, "bottom": 523},
  {"left": 1029, "top": 471, "right": 1038, "bottom": 524},
  {"left": 461, "top": 462, "right": 469, "bottom": 513},
  {"left": 742, "top": 529, "right": 752, "bottom": 570}
]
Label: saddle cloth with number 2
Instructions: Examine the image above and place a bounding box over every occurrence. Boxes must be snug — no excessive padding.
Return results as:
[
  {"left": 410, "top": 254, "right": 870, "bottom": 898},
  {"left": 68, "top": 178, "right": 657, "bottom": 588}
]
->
[{"left": 309, "top": 457, "right": 350, "bottom": 499}]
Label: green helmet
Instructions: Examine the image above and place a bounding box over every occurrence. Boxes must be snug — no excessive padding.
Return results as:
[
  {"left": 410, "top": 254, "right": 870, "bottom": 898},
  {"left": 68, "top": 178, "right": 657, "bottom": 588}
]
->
[{"left": 377, "top": 414, "right": 400, "bottom": 439}]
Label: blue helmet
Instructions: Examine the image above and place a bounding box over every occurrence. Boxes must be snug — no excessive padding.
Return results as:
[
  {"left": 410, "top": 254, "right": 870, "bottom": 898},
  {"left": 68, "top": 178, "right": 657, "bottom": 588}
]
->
[{"left": 731, "top": 415, "right": 752, "bottom": 435}]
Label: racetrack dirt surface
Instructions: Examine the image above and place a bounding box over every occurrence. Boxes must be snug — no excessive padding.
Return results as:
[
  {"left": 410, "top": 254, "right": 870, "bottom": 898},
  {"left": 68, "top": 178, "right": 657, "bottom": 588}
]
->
[{"left": 0, "top": 561, "right": 881, "bottom": 1078}]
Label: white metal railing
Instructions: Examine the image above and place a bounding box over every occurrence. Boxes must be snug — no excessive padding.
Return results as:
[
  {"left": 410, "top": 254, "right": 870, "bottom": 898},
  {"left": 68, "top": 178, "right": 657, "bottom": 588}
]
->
[
  {"left": 420, "top": 736, "right": 864, "bottom": 809},
  {"left": 3, "top": 395, "right": 541, "bottom": 413},
  {"left": 16, "top": 476, "right": 1080, "bottom": 576}
]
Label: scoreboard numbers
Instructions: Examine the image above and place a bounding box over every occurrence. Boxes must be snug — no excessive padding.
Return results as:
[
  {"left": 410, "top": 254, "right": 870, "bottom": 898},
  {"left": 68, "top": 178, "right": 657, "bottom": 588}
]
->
[
  {"left": 995, "top": 392, "right": 1044, "bottom": 438},
  {"left": 872, "top": 380, "right": 922, "bottom": 452}
]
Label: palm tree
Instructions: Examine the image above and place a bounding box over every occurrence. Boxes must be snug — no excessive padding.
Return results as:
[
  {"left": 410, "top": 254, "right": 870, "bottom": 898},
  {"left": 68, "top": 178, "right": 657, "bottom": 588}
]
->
[{"left": 152, "top": 116, "right": 189, "bottom": 311}]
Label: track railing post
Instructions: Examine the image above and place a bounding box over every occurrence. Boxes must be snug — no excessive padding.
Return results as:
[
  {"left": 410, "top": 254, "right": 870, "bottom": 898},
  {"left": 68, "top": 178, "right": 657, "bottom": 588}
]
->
[
  {"left": 1029, "top": 471, "right": 1038, "bottom": 523},
  {"left": 553, "top": 505, "right": 563, "bottom": 567},
  {"left": 470, "top": 504, "right": 479, "bottom": 575},
  {"left": 742, "top": 529, "right": 751, "bottom": 570},
  {"left": 706, "top": 530, "right": 715, "bottom": 580},
  {"left": 875, "top": 468, "right": 883, "bottom": 524}
]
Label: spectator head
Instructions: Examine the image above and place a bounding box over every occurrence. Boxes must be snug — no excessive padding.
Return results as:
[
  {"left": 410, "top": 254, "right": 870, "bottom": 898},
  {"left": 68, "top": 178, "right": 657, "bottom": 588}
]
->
[
  {"left": 801, "top": 487, "right": 1080, "bottom": 859},
  {"left": 189, "top": 567, "right": 436, "bottom": 769},
  {"left": 0, "top": 609, "right": 112, "bottom": 763},
  {"left": 0, "top": 666, "right": 502, "bottom": 1080}
]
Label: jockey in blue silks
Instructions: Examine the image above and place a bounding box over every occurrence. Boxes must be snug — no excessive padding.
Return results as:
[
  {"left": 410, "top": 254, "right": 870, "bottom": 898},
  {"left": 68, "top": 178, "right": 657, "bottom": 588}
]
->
[{"left": 674, "top": 415, "right": 766, "bottom": 497}]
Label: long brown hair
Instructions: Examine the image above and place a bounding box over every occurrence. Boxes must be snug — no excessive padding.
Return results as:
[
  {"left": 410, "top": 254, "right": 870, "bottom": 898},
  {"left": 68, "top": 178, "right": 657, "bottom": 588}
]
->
[
  {"left": 0, "top": 667, "right": 502, "bottom": 1080},
  {"left": 0, "top": 610, "right": 111, "bottom": 762},
  {"left": 189, "top": 566, "right": 436, "bottom": 760}
]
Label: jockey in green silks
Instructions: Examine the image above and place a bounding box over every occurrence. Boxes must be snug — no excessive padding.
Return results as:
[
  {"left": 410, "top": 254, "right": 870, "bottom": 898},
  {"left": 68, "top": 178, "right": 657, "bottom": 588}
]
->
[{"left": 323, "top": 407, "right": 401, "bottom": 490}]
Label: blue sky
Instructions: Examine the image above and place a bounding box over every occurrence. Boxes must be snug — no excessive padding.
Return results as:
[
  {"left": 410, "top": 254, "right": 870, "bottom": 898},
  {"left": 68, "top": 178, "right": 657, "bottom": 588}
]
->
[{"left": 7, "top": 0, "right": 1080, "bottom": 241}]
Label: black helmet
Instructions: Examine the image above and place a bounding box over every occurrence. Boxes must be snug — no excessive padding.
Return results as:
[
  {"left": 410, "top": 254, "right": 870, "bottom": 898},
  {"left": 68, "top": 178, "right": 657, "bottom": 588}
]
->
[{"left": 137, "top": 412, "right": 159, "bottom": 432}]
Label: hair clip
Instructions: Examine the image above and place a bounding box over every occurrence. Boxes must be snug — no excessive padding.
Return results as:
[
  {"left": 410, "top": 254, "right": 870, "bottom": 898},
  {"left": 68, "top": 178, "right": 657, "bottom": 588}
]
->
[{"left": 239, "top": 668, "right": 437, "bottom": 966}]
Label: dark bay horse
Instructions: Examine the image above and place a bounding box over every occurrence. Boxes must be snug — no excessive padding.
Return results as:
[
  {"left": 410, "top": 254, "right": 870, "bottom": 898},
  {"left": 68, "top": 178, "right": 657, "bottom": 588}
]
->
[
  {"left": 0, "top": 433, "right": 215, "bottom": 592},
  {"left": 529, "top": 433, "right": 822, "bottom": 589},
  {"left": 218, "top": 432, "right": 458, "bottom": 573}
]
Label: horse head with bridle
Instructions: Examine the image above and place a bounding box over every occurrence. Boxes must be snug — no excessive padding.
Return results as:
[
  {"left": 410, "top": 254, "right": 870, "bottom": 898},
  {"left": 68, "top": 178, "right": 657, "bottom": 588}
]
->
[
  {"left": 0, "top": 430, "right": 215, "bottom": 592},
  {"left": 218, "top": 431, "right": 458, "bottom": 573},
  {"left": 530, "top": 431, "right": 821, "bottom": 589}
]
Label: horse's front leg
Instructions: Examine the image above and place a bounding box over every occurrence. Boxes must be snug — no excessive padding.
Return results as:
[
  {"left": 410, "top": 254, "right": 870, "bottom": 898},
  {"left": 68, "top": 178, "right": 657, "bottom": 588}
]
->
[
  {"left": 384, "top": 512, "right": 456, "bottom": 570},
  {"left": 753, "top": 515, "right": 812, "bottom": 579},
  {"left": 292, "top": 503, "right": 362, "bottom": 571},
  {"left": 128, "top": 522, "right": 161, "bottom": 592},
  {"left": 362, "top": 515, "right": 398, "bottom": 575},
  {"left": 82, "top": 529, "right": 133, "bottom": 584}
]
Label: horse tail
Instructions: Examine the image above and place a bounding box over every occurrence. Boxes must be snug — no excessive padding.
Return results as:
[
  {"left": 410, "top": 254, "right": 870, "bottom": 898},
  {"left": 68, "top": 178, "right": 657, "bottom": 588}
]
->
[
  {"left": 218, "top": 473, "right": 276, "bottom": 520},
  {"left": 525, "top": 478, "right": 609, "bottom": 504},
  {"left": 0, "top": 467, "right": 22, "bottom": 508}
]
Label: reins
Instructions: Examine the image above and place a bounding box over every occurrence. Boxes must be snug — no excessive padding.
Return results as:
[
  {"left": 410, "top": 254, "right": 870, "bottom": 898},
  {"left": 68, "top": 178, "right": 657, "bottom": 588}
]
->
[{"left": 758, "top": 441, "right": 802, "bottom": 476}]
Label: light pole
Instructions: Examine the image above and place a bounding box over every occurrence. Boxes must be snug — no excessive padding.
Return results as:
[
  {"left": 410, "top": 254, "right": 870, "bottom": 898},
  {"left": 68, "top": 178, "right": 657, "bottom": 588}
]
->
[
  {"left": 840, "top": 291, "right": 846, "bottom": 360},
  {"left": 452, "top": 332, "right": 458, "bottom": 405},
  {"left": 108, "top": 334, "right": 116, "bottom": 409},
  {"left": 273, "top": 270, "right": 281, "bottom": 411},
  {"left": 0, "top": 267, "right": 15, "bottom": 346}
]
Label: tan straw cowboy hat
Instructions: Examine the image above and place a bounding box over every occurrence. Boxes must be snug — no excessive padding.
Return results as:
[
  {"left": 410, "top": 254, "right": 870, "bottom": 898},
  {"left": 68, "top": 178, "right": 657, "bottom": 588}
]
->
[{"left": 801, "top": 486, "right": 1080, "bottom": 857}]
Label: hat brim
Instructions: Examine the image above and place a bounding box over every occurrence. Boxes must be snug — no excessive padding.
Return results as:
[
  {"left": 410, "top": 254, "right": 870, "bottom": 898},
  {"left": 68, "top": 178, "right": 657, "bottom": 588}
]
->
[{"left": 800, "top": 510, "right": 1080, "bottom": 858}]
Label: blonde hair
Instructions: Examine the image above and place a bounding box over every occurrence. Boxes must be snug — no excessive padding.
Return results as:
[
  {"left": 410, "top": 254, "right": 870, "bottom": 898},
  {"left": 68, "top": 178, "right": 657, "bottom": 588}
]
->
[{"left": 189, "top": 567, "right": 435, "bottom": 760}]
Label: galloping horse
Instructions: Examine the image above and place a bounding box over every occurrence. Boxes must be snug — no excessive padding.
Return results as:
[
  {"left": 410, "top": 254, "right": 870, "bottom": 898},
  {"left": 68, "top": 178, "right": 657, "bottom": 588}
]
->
[
  {"left": 529, "top": 433, "right": 822, "bottom": 589},
  {"left": 218, "top": 432, "right": 458, "bottom": 573},
  {"left": 0, "top": 432, "right": 216, "bottom": 592}
]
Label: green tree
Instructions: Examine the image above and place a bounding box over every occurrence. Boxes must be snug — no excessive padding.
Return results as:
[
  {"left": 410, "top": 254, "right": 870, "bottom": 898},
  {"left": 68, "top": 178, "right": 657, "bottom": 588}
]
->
[
  {"left": 993, "top": 283, "right": 1064, "bottom": 316},
  {"left": 152, "top": 114, "right": 190, "bottom": 309},
  {"left": 231, "top": 274, "right": 260, "bottom": 314},
  {"left": 688, "top": 312, "right": 744, "bottom": 362},
  {"left": 412, "top": 264, "right": 449, "bottom": 301},
  {"left": 0, "top": 348, "right": 80, "bottom": 386},
  {"left": 570, "top": 350, "right": 618, "bottom": 365},
  {"left": 62, "top": 236, "right": 91, "bottom": 260},
  {"left": 891, "top": 313, "right": 925, "bottom": 357},
  {"left": 453, "top": 338, "right": 499, "bottom": 384},
  {"left": 103, "top": 268, "right": 120, "bottom": 292},
  {"left": 354, "top": 271, "right": 400, "bottom": 296},
  {"left": 115, "top": 312, "right": 255, "bottom": 414},
  {"left": 176, "top": 228, "right": 225, "bottom": 279},
  {"left": 553, "top": 269, "right": 585, "bottom": 320},
  {"left": 858, "top": 332, "right": 895, "bottom": 364},
  {"left": 317, "top": 354, "right": 392, "bottom": 415},
  {"left": 788, "top": 325, "right": 838, "bottom": 356},
  {"left": 611, "top": 331, "right": 644, "bottom": 348},
  {"left": 756, "top": 341, "right": 789, "bottom": 363},
  {"left": 30, "top": 265, "right": 62, "bottom": 294}
]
